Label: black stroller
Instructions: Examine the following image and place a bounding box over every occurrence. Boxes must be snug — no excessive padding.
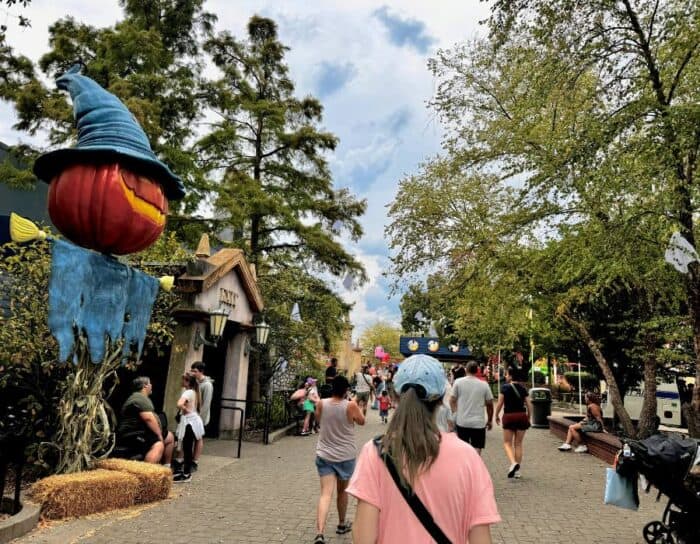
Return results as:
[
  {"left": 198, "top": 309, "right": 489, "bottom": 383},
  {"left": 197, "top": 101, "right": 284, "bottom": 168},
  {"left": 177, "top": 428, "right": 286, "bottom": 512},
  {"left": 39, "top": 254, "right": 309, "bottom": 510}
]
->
[{"left": 616, "top": 433, "right": 700, "bottom": 544}]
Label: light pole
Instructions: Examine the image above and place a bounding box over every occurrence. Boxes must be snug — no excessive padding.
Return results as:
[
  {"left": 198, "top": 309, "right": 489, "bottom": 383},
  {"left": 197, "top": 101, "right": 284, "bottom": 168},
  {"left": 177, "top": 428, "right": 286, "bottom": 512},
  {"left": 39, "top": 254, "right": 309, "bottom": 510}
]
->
[{"left": 577, "top": 348, "right": 583, "bottom": 415}]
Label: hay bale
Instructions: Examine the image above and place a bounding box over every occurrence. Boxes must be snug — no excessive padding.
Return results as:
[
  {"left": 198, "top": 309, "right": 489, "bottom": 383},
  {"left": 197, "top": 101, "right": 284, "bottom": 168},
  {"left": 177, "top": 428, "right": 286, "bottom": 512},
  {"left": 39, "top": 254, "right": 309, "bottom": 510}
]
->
[
  {"left": 95, "top": 459, "right": 172, "bottom": 503},
  {"left": 30, "top": 469, "right": 139, "bottom": 519}
]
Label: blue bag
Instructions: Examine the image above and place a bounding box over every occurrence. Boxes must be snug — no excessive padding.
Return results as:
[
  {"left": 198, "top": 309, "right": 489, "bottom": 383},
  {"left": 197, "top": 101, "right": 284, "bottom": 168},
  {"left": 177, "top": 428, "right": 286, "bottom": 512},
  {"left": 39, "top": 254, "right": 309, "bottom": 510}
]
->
[{"left": 603, "top": 467, "right": 638, "bottom": 510}]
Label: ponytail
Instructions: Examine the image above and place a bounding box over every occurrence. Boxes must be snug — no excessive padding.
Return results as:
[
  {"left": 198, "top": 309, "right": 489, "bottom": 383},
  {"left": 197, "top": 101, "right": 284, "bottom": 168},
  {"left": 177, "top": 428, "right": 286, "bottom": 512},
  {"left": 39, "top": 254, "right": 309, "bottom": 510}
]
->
[{"left": 381, "top": 387, "right": 441, "bottom": 488}]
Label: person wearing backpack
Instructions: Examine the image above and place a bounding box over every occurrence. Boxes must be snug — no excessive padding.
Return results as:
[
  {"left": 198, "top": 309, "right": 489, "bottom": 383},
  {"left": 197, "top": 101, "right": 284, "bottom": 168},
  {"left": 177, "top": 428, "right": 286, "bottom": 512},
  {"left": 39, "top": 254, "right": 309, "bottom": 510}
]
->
[
  {"left": 494, "top": 367, "right": 532, "bottom": 479},
  {"left": 347, "top": 354, "right": 500, "bottom": 544}
]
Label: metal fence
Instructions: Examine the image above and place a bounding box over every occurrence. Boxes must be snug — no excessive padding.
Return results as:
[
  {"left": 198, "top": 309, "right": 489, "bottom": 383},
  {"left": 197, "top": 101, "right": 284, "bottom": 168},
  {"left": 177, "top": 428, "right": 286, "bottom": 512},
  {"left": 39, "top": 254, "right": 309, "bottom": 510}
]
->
[{"left": 0, "top": 406, "right": 31, "bottom": 515}]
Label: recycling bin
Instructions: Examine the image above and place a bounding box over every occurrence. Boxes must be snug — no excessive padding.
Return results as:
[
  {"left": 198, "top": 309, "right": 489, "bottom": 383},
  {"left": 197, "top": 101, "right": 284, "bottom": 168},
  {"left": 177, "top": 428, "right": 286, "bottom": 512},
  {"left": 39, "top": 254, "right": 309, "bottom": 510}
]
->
[{"left": 529, "top": 387, "right": 552, "bottom": 428}]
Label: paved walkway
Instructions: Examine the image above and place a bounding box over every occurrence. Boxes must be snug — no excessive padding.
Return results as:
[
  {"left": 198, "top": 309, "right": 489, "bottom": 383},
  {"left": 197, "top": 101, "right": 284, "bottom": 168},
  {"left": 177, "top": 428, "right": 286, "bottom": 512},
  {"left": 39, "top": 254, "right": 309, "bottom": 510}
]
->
[{"left": 18, "top": 410, "right": 665, "bottom": 543}]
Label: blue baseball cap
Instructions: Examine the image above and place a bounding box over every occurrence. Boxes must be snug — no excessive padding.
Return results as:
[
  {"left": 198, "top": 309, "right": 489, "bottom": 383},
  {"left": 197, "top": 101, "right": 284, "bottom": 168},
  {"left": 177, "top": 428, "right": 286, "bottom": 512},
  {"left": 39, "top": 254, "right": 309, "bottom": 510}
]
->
[{"left": 393, "top": 354, "right": 446, "bottom": 401}]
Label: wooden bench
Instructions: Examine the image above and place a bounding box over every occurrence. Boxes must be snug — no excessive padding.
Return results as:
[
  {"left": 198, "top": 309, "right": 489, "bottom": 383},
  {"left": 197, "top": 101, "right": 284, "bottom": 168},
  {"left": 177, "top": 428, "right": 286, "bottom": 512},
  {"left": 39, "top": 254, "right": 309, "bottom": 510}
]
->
[{"left": 548, "top": 415, "right": 622, "bottom": 465}]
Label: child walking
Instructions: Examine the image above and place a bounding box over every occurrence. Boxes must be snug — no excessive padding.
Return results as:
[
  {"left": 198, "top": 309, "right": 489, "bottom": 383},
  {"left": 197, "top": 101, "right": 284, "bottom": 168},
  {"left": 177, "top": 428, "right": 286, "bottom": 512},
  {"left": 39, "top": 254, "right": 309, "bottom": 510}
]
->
[{"left": 378, "top": 390, "right": 391, "bottom": 423}]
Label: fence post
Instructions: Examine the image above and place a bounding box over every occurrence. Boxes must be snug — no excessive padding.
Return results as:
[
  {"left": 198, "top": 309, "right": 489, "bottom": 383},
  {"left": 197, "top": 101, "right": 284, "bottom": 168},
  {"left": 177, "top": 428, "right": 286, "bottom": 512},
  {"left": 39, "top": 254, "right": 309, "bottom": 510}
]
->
[{"left": 263, "top": 396, "right": 272, "bottom": 445}]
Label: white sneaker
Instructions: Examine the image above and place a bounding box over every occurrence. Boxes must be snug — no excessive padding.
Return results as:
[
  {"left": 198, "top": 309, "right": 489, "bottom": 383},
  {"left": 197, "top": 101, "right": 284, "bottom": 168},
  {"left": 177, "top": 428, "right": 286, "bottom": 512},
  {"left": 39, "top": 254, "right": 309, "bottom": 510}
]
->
[
  {"left": 558, "top": 443, "right": 572, "bottom": 451},
  {"left": 514, "top": 470, "right": 521, "bottom": 479},
  {"left": 574, "top": 445, "right": 588, "bottom": 453},
  {"left": 507, "top": 463, "right": 520, "bottom": 478}
]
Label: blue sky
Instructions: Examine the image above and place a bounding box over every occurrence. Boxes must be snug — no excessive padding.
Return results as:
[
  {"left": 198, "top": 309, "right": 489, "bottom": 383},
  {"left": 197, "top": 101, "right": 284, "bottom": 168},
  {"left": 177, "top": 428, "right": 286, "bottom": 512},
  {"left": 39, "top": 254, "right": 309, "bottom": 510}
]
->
[{"left": 0, "top": 0, "right": 490, "bottom": 339}]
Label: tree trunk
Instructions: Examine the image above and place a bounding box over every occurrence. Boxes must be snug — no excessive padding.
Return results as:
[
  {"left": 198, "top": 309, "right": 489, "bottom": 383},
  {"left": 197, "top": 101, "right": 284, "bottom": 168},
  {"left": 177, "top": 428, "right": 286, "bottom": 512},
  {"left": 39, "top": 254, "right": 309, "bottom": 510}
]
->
[
  {"left": 637, "top": 354, "right": 658, "bottom": 439},
  {"left": 246, "top": 116, "right": 264, "bottom": 401},
  {"left": 686, "top": 270, "right": 700, "bottom": 438},
  {"left": 563, "top": 313, "right": 636, "bottom": 437}
]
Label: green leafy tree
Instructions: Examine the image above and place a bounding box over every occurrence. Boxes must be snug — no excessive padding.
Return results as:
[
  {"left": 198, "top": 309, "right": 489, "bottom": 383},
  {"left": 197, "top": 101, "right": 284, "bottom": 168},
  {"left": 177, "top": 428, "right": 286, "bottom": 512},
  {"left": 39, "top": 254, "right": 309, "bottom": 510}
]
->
[
  {"left": 255, "top": 265, "right": 352, "bottom": 400},
  {"left": 441, "top": 0, "right": 700, "bottom": 435},
  {"left": 0, "top": 0, "right": 215, "bottom": 211},
  {"left": 387, "top": 1, "right": 700, "bottom": 436},
  {"left": 360, "top": 321, "right": 404, "bottom": 360}
]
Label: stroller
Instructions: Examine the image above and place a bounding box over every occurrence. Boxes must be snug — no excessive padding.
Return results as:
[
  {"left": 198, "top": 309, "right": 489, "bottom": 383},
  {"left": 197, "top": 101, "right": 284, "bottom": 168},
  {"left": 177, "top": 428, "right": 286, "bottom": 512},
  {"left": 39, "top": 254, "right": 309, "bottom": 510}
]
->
[{"left": 616, "top": 433, "right": 700, "bottom": 544}]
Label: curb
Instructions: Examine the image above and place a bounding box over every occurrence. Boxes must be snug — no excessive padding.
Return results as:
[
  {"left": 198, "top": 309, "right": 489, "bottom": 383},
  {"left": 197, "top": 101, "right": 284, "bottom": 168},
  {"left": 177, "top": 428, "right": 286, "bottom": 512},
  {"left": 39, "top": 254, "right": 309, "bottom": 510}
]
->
[
  {"left": 0, "top": 496, "right": 41, "bottom": 544},
  {"left": 267, "top": 423, "right": 298, "bottom": 444}
]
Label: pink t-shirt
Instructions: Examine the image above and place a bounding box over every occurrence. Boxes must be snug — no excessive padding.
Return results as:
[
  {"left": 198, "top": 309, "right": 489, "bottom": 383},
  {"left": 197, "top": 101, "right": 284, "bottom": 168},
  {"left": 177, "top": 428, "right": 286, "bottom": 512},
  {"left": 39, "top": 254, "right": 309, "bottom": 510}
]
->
[{"left": 346, "top": 432, "right": 500, "bottom": 543}]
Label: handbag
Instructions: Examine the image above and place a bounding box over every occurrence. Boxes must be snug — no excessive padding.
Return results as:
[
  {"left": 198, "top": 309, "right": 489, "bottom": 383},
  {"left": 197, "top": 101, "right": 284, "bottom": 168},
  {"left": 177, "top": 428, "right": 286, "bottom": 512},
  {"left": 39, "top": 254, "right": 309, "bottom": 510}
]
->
[
  {"left": 373, "top": 436, "right": 452, "bottom": 544},
  {"left": 603, "top": 467, "right": 639, "bottom": 510}
]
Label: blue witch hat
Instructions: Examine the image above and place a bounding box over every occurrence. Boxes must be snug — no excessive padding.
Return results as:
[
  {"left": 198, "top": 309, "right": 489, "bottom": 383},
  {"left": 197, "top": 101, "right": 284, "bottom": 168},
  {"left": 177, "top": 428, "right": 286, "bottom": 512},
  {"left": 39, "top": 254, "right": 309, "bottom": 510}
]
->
[{"left": 33, "top": 65, "right": 185, "bottom": 200}]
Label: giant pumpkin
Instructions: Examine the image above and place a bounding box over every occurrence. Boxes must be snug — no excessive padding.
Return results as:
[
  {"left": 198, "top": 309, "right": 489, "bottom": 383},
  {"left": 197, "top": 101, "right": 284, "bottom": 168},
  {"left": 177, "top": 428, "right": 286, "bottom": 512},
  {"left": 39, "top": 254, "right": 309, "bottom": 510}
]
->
[{"left": 48, "top": 163, "right": 168, "bottom": 255}]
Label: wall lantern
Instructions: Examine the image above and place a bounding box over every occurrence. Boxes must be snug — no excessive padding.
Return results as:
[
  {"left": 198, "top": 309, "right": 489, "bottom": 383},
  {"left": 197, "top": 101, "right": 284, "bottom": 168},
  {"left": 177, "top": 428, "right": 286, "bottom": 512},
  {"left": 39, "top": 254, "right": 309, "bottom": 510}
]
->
[
  {"left": 255, "top": 318, "right": 271, "bottom": 347},
  {"left": 245, "top": 317, "right": 271, "bottom": 355},
  {"left": 193, "top": 307, "right": 230, "bottom": 350}
]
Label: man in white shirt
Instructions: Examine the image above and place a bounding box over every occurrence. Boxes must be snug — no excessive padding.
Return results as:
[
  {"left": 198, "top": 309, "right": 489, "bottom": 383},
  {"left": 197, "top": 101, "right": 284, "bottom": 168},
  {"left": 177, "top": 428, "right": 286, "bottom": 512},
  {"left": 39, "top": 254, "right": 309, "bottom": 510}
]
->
[{"left": 450, "top": 361, "right": 494, "bottom": 454}]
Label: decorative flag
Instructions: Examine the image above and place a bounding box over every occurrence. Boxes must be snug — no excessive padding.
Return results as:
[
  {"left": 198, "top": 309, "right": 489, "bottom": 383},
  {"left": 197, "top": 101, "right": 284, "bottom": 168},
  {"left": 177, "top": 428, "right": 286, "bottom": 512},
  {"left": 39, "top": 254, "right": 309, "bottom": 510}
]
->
[
  {"left": 342, "top": 271, "right": 355, "bottom": 291},
  {"left": 665, "top": 232, "right": 700, "bottom": 273},
  {"left": 291, "top": 302, "right": 302, "bottom": 322},
  {"left": 428, "top": 321, "right": 438, "bottom": 337}
]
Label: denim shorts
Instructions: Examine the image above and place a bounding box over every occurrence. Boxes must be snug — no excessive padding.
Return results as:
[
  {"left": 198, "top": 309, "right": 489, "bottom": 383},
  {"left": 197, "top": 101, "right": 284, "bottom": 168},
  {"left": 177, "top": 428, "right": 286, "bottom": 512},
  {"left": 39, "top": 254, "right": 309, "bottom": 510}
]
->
[{"left": 315, "top": 456, "right": 356, "bottom": 480}]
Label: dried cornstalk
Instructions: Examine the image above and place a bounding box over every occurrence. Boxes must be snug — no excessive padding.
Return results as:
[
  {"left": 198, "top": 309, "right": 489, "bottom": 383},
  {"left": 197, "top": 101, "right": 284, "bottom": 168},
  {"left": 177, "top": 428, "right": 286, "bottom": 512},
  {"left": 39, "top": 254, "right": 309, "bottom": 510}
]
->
[{"left": 52, "top": 336, "right": 124, "bottom": 474}]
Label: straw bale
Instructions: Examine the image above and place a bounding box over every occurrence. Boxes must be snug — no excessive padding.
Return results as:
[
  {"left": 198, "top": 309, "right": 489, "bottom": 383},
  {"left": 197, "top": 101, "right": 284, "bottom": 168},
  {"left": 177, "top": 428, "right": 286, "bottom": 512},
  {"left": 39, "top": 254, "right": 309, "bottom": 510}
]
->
[
  {"left": 30, "top": 469, "right": 139, "bottom": 519},
  {"left": 96, "top": 459, "right": 172, "bottom": 503}
]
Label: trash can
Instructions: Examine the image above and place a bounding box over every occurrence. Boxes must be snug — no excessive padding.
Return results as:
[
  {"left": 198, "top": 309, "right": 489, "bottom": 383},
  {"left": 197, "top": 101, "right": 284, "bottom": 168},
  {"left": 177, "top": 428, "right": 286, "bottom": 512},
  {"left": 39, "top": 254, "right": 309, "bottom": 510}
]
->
[{"left": 529, "top": 387, "right": 552, "bottom": 428}]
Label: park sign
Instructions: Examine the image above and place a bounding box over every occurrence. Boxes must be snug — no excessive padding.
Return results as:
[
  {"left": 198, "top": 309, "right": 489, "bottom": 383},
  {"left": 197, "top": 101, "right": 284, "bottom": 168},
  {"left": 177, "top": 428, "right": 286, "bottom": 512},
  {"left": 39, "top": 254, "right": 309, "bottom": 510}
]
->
[{"left": 399, "top": 336, "right": 471, "bottom": 363}]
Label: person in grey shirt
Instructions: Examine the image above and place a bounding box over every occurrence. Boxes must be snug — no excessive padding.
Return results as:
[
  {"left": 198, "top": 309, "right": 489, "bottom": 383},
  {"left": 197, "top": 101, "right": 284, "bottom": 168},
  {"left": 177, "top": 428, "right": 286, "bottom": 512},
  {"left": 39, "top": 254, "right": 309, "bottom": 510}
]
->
[
  {"left": 450, "top": 361, "right": 494, "bottom": 454},
  {"left": 190, "top": 361, "right": 214, "bottom": 470}
]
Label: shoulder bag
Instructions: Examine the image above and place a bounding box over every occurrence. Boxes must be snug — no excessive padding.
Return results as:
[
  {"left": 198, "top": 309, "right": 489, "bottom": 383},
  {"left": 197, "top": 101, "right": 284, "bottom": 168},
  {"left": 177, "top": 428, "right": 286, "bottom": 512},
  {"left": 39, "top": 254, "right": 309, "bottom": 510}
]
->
[{"left": 373, "top": 436, "right": 452, "bottom": 544}]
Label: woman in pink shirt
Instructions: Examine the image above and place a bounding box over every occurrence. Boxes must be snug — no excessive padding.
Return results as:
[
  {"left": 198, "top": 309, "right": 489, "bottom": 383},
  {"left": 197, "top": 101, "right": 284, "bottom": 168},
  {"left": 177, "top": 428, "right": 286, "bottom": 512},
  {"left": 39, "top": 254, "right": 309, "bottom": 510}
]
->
[{"left": 347, "top": 354, "right": 500, "bottom": 543}]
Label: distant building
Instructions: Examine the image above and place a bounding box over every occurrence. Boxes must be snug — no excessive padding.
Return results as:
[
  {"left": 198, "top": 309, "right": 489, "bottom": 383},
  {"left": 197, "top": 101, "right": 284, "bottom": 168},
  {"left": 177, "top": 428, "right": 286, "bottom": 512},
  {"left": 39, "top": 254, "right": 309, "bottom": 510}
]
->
[{"left": 328, "top": 323, "right": 362, "bottom": 376}]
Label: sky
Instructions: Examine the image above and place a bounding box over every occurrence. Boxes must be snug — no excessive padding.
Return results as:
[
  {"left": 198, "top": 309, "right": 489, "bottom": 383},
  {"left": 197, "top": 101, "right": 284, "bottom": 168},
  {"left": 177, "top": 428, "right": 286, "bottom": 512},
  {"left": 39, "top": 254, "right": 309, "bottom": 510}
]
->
[{"left": 0, "top": 0, "right": 491, "bottom": 340}]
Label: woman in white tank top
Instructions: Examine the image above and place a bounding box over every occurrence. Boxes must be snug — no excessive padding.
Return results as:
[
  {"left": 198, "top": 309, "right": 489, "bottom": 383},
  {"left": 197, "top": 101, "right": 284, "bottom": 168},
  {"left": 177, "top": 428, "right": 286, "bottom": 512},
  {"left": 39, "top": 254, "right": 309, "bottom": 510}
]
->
[{"left": 313, "top": 375, "right": 365, "bottom": 544}]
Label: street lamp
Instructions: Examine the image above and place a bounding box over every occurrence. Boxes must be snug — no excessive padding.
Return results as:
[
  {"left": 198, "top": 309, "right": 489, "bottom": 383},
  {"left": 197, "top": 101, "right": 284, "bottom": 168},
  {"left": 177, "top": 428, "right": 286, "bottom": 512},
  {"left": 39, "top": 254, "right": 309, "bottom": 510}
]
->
[
  {"left": 255, "top": 319, "right": 270, "bottom": 347},
  {"left": 193, "top": 307, "right": 230, "bottom": 350},
  {"left": 245, "top": 317, "right": 271, "bottom": 355}
]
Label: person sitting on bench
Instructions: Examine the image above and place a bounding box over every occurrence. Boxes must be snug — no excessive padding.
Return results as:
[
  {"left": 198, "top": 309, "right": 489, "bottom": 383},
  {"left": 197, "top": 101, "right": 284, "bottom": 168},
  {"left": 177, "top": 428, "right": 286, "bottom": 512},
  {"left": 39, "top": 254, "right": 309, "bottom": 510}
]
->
[
  {"left": 115, "top": 376, "right": 175, "bottom": 465},
  {"left": 558, "top": 392, "right": 604, "bottom": 453}
]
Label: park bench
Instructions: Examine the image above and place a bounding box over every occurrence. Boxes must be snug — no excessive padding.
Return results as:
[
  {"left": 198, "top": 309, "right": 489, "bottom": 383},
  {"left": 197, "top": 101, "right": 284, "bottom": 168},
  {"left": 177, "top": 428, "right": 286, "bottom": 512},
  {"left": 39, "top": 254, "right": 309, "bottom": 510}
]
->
[{"left": 548, "top": 415, "right": 622, "bottom": 465}]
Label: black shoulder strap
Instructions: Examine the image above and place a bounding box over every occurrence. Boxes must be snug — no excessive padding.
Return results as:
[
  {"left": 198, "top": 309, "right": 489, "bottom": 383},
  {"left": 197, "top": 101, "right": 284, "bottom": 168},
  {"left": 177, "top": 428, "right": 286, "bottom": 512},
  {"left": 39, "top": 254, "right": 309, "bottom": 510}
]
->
[
  {"left": 372, "top": 436, "right": 452, "bottom": 544},
  {"left": 510, "top": 383, "right": 521, "bottom": 400}
]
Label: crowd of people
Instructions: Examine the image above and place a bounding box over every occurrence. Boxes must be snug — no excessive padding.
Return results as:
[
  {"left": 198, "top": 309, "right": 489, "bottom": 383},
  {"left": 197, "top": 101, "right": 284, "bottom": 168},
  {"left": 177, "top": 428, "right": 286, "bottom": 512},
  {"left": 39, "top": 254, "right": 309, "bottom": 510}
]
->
[{"left": 112, "top": 353, "right": 606, "bottom": 543}]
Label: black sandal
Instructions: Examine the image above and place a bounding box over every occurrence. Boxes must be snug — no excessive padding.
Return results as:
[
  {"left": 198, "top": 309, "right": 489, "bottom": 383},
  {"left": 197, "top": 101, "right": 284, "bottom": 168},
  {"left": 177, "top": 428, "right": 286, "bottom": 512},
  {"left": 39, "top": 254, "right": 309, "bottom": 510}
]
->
[
  {"left": 336, "top": 522, "right": 352, "bottom": 534},
  {"left": 313, "top": 534, "right": 325, "bottom": 543}
]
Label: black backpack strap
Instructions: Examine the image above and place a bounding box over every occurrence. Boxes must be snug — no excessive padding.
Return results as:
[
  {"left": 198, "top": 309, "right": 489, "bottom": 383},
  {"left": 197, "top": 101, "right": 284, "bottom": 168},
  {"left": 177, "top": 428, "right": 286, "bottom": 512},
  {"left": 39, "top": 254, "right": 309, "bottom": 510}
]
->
[{"left": 372, "top": 436, "right": 452, "bottom": 544}]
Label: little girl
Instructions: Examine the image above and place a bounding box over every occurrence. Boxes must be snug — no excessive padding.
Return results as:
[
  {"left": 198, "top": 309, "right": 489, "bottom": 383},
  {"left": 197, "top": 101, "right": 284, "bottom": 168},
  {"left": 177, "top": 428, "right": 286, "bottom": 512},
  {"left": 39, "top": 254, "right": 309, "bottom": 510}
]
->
[
  {"left": 378, "top": 389, "right": 391, "bottom": 423},
  {"left": 174, "top": 373, "right": 205, "bottom": 483}
]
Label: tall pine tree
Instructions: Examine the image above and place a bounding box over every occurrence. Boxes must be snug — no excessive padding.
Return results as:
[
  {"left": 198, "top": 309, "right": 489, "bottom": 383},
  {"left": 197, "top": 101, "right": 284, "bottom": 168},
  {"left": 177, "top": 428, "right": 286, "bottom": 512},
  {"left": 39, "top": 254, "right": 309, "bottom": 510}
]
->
[{"left": 199, "top": 16, "right": 366, "bottom": 277}]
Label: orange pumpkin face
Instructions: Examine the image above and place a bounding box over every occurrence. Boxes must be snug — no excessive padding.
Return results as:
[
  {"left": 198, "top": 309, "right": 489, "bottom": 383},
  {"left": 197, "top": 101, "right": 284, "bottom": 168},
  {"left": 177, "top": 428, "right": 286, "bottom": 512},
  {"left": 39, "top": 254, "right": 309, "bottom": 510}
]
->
[{"left": 48, "top": 163, "right": 168, "bottom": 254}]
